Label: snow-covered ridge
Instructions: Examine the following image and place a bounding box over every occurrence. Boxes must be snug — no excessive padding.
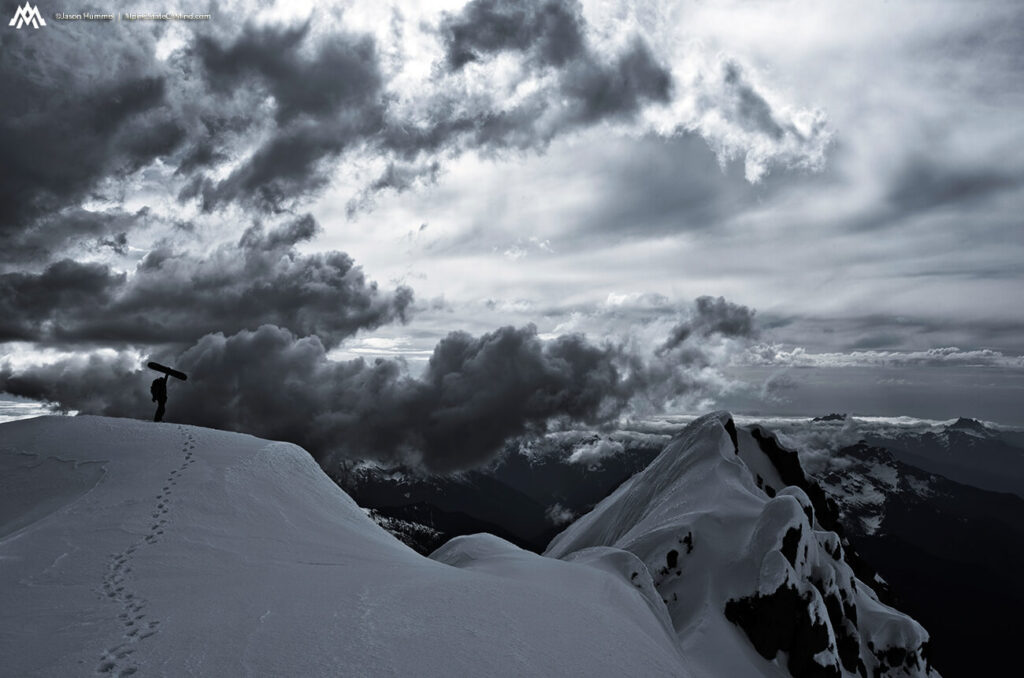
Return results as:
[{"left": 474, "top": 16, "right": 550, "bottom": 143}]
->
[
  {"left": 0, "top": 416, "right": 687, "bottom": 677},
  {"left": 546, "top": 412, "right": 938, "bottom": 678},
  {"left": 1, "top": 414, "right": 937, "bottom": 677}
]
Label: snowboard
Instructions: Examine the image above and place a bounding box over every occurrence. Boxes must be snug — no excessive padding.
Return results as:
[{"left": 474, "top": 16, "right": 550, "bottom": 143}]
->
[{"left": 147, "top": 362, "right": 188, "bottom": 381}]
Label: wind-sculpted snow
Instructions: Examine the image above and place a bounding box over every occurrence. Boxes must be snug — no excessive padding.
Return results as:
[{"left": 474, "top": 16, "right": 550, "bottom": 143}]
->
[
  {"left": 0, "top": 416, "right": 689, "bottom": 677},
  {"left": 429, "top": 535, "right": 681, "bottom": 661},
  {"left": 0, "top": 451, "right": 104, "bottom": 540},
  {"left": 546, "top": 412, "right": 938, "bottom": 678}
]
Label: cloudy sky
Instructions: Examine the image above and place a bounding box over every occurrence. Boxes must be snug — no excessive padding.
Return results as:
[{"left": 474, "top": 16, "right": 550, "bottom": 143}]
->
[{"left": 2, "top": 0, "right": 1022, "bottom": 467}]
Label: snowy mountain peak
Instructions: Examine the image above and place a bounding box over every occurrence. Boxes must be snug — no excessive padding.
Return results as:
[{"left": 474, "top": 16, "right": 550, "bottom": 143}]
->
[
  {"left": 944, "top": 417, "right": 994, "bottom": 438},
  {"left": 546, "top": 412, "right": 937, "bottom": 678}
]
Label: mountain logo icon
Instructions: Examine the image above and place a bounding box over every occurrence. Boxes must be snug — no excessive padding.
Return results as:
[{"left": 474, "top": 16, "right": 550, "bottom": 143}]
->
[{"left": 9, "top": 3, "right": 46, "bottom": 29}]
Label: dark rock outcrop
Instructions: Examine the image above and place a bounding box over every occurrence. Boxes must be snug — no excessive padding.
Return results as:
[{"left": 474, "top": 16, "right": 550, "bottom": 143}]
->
[{"left": 726, "top": 583, "right": 840, "bottom": 678}]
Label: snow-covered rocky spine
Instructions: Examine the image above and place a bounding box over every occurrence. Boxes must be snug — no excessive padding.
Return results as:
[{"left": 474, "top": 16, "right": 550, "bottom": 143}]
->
[{"left": 546, "top": 412, "right": 938, "bottom": 678}]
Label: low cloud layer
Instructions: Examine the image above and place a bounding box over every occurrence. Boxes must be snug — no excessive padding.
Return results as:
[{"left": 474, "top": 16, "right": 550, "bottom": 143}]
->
[
  {"left": 744, "top": 344, "right": 1024, "bottom": 369},
  {"left": 0, "top": 297, "right": 760, "bottom": 471},
  {"left": 2, "top": 324, "right": 628, "bottom": 471},
  {"left": 566, "top": 437, "right": 626, "bottom": 467}
]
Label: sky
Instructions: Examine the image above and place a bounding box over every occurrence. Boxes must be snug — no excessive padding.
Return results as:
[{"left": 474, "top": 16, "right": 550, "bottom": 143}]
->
[{"left": 1, "top": 0, "right": 1022, "bottom": 469}]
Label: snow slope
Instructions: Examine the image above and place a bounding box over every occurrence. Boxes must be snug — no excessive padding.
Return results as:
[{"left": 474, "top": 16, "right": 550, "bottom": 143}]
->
[
  {"left": 546, "top": 412, "right": 938, "bottom": 678},
  {"left": 0, "top": 416, "right": 688, "bottom": 677}
]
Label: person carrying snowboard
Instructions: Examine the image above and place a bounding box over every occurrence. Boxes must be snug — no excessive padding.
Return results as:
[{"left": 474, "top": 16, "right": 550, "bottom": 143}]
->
[
  {"left": 146, "top": 362, "right": 187, "bottom": 422},
  {"left": 151, "top": 374, "right": 169, "bottom": 422}
]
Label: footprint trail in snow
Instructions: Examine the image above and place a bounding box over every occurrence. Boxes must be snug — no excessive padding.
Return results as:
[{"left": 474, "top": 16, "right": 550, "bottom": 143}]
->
[{"left": 96, "top": 426, "right": 198, "bottom": 676}]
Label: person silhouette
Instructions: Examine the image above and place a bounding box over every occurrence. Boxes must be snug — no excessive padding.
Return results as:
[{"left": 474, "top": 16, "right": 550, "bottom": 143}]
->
[{"left": 151, "top": 374, "right": 169, "bottom": 422}]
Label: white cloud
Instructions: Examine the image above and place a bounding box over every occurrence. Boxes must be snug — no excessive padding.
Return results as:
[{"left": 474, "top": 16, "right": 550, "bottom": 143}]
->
[
  {"left": 545, "top": 503, "right": 576, "bottom": 526},
  {"left": 567, "top": 437, "right": 626, "bottom": 467},
  {"left": 744, "top": 344, "right": 1024, "bottom": 369}
]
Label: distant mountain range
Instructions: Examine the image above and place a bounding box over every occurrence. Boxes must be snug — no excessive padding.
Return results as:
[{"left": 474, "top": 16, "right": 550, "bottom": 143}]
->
[
  {"left": 859, "top": 417, "right": 1024, "bottom": 498},
  {"left": 334, "top": 433, "right": 664, "bottom": 554}
]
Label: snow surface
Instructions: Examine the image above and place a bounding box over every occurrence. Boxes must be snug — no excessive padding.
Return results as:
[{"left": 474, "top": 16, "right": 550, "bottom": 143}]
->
[{"left": 0, "top": 416, "right": 689, "bottom": 677}]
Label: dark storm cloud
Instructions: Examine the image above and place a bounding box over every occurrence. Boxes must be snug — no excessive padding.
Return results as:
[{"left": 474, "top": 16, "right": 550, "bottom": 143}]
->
[
  {"left": 437, "top": 0, "right": 671, "bottom": 123},
  {"left": 2, "top": 2, "right": 829, "bottom": 268},
  {"left": 0, "top": 215, "right": 411, "bottom": 347},
  {"left": 0, "top": 351, "right": 144, "bottom": 417},
  {"left": 187, "top": 21, "right": 387, "bottom": 211},
  {"left": 196, "top": 22, "right": 381, "bottom": 125},
  {"left": 0, "top": 324, "right": 631, "bottom": 472},
  {"left": 559, "top": 38, "right": 671, "bottom": 124},
  {"left": 438, "top": 0, "right": 670, "bottom": 124},
  {"left": 179, "top": 1, "right": 673, "bottom": 214},
  {"left": 1, "top": 294, "right": 762, "bottom": 471},
  {"left": 440, "top": 0, "right": 586, "bottom": 69},
  {"left": 0, "top": 27, "right": 183, "bottom": 252},
  {"left": 0, "top": 208, "right": 144, "bottom": 266},
  {"left": 0, "top": 260, "right": 124, "bottom": 342},
  {"left": 176, "top": 7, "right": 667, "bottom": 213},
  {"left": 659, "top": 296, "right": 758, "bottom": 354},
  {"left": 0, "top": 18, "right": 389, "bottom": 250}
]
